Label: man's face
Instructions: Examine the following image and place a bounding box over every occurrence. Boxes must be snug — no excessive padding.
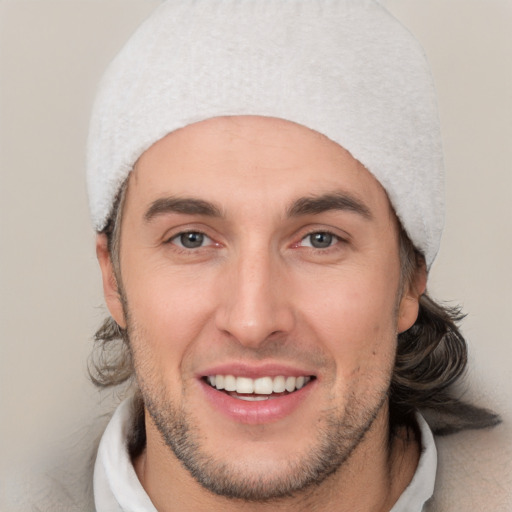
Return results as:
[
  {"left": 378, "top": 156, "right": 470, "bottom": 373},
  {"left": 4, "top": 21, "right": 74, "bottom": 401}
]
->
[{"left": 99, "top": 116, "right": 420, "bottom": 500}]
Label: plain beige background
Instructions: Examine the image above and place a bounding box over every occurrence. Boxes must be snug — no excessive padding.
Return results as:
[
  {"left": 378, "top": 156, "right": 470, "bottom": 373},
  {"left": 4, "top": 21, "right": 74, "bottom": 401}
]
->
[{"left": 1, "top": 0, "right": 511, "bottom": 509}]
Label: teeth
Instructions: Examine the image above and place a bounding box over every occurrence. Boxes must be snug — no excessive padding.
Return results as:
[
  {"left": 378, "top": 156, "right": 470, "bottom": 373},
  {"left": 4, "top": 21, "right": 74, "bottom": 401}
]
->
[
  {"left": 224, "top": 375, "right": 236, "bottom": 392},
  {"left": 273, "top": 376, "right": 286, "bottom": 393},
  {"left": 207, "top": 374, "right": 312, "bottom": 394},
  {"left": 254, "top": 377, "right": 273, "bottom": 394},
  {"left": 285, "top": 376, "right": 296, "bottom": 392},
  {"left": 236, "top": 377, "right": 254, "bottom": 394}
]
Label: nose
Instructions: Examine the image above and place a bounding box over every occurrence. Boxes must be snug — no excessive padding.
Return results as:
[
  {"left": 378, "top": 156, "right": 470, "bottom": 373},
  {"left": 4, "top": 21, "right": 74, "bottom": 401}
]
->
[{"left": 215, "top": 248, "right": 295, "bottom": 348}]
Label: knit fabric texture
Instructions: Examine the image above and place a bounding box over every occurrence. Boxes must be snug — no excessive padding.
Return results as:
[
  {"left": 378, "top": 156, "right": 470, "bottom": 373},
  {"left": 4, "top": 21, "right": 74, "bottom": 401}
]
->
[{"left": 87, "top": 0, "right": 444, "bottom": 268}]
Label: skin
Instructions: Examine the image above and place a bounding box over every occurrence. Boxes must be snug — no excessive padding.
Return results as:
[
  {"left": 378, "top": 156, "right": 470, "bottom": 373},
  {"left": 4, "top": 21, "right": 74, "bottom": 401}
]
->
[{"left": 97, "top": 116, "right": 426, "bottom": 512}]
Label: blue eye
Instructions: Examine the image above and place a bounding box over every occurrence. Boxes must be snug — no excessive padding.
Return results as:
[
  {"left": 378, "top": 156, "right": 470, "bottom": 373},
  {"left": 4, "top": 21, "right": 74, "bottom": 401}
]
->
[
  {"left": 301, "top": 232, "right": 338, "bottom": 249},
  {"left": 171, "top": 232, "right": 212, "bottom": 249}
]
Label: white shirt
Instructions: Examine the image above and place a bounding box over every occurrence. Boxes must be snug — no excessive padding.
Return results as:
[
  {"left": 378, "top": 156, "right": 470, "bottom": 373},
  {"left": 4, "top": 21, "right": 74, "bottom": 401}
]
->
[{"left": 94, "top": 398, "right": 437, "bottom": 512}]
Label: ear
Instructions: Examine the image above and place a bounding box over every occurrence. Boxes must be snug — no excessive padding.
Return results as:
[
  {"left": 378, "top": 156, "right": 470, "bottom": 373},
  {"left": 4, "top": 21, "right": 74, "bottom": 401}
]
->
[
  {"left": 96, "top": 233, "right": 126, "bottom": 329},
  {"left": 397, "top": 262, "right": 427, "bottom": 334}
]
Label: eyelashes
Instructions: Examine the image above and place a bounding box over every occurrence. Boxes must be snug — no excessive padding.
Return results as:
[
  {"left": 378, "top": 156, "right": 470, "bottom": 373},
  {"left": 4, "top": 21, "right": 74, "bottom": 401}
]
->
[
  {"left": 166, "top": 229, "right": 347, "bottom": 253},
  {"left": 296, "top": 231, "right": 341, "bottom": 249},
  {"left": 169, "top": 231, "right": 214, "bottom": 249}
]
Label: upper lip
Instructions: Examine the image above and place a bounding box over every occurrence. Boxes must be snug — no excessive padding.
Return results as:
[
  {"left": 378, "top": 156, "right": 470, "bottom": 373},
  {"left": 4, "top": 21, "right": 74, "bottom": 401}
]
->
[{"left": 197, "top": 362, "right": 317, "bottom": 379}]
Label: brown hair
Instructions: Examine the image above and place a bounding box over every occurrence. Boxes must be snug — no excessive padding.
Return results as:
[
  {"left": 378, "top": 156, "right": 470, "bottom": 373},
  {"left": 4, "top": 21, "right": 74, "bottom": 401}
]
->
[{"left": 89, "top": 181, "right": 500, "bottom": 438}]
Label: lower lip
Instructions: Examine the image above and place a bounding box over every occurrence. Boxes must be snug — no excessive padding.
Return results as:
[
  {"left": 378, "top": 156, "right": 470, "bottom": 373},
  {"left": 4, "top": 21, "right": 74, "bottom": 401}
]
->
[{"left": 200, "top": 379, "right": 316, "bottom": 425}]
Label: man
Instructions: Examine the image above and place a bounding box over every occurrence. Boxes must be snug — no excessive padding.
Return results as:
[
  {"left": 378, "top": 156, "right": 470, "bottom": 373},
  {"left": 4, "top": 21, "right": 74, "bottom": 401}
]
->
[{"left": 87, "top": 1, "right": 499, "bottom": 511}]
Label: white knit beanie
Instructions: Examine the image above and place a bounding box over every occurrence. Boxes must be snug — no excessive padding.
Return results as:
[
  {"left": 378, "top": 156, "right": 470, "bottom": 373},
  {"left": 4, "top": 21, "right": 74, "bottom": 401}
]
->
[{"left": 87, "top": 0, "right": 444, "bottom": 268}]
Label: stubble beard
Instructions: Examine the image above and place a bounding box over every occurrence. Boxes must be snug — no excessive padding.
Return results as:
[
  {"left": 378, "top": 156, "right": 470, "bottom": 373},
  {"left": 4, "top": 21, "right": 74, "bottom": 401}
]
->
[
  {"left": 143, "top": 387, "right": 388, "bottom": 502},
  {"left": 127, "top": 322, "right": 392, "bottom": 503}
]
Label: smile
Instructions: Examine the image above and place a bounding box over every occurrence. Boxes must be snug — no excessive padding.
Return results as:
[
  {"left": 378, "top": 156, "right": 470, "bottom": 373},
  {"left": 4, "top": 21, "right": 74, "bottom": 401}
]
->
[{"left": 204, "top": 375, "right": 313, "bottom": 400}]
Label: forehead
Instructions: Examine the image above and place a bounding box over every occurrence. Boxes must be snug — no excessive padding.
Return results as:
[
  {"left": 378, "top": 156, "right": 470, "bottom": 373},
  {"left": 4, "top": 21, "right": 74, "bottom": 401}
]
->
[{"left": 128, "top": 116, "right": 393, "bottom": 220}]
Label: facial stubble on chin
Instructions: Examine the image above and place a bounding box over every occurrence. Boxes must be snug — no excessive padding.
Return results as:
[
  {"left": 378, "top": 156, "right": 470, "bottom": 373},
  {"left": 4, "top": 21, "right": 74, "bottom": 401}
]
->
[
  {"left": 126, "top": 323, "right": 392, "bottom": 503},
  {"left": 143, "top": 388, "right": 388, "bottom": 502}
]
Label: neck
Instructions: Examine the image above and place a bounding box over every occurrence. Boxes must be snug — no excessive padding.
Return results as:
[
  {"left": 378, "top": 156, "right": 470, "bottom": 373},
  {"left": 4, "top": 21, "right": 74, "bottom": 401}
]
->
[{"left": 133, "top": 406, "right": 420, "bottom": 512}]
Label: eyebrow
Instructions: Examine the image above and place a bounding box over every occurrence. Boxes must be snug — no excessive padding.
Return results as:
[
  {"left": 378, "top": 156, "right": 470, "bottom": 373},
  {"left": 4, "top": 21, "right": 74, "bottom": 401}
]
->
[
  {"left": 287, "top": 192, "right": 372, "bottom": 220},
  {"left": 143, "top": 191, "right": 372, "bottom": 223},
  {"left": 144, "top": 197, "right": 222, "bottom": 222}
]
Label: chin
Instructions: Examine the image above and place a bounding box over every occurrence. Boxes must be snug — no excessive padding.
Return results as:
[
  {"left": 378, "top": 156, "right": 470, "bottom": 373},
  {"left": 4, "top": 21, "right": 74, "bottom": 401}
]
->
[{"left": 143, "top": 379, "right": 388, "bottom": 502}]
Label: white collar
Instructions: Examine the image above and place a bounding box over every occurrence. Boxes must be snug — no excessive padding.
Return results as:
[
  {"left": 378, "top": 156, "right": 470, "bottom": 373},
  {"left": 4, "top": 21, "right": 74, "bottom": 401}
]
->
[
  {"left": 94, "top": 398, "right": 156, "bottom": 512},
  {"left": 94, "top": 398, "right": 437, "bottom": 512},
  {"left": 390, "top": 412, "right": 437, "bottom": 512}
]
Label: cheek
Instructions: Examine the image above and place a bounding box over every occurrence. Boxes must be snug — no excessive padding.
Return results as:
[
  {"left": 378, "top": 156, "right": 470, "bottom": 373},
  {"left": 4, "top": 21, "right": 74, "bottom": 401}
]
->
[
  {"left": 295, "top": 268, "right": 399, "bottom": 378},
  {"left": 123, "top": 264, "right": 219, "bottom": 369}
]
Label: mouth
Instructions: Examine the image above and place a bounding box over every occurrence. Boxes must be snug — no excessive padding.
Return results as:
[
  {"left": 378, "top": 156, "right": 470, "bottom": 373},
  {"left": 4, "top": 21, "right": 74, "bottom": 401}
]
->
[{"left": 203, "top": 374, "right": 315, "bottom": 401}]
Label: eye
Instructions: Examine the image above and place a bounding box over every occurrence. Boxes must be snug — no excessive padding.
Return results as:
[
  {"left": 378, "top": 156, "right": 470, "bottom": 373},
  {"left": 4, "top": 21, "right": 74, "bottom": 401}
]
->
[
  {"left": 300, "top": 231, "right": 339, "bottom": 249},
  {"left": 170, "top": 231, "right": 213, "bottom": 249}
]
